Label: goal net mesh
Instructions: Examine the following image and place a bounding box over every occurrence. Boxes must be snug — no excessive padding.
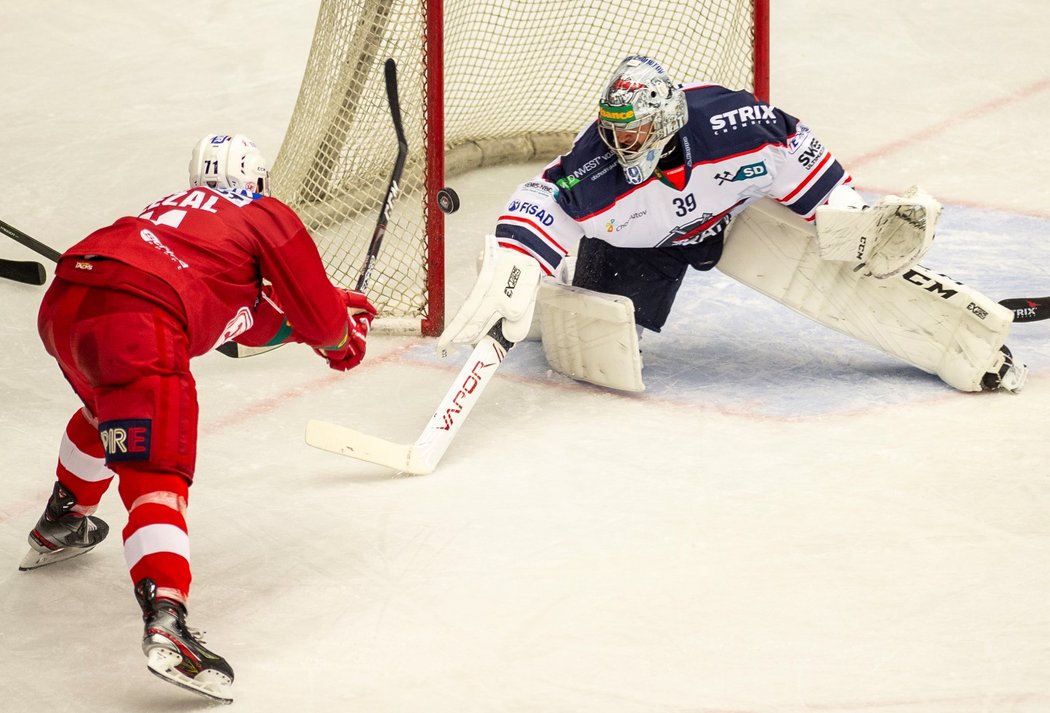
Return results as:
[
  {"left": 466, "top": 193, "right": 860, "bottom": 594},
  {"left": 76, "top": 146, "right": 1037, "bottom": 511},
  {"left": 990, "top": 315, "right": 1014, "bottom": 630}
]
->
[{"left": 273, "top": 0, "right": 762, "bottom": 333}]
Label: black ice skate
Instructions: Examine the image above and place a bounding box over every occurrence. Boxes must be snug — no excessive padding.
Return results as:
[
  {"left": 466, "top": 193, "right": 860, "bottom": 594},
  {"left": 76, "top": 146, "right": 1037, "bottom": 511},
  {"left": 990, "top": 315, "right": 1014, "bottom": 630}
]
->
[
  {"left": 135, "top": 578, "right": 234, "bottom": 704},
  {"left": 19, "top": 481, "right": 109, "bottom": 571},
  {"left": 981, "top": 345, "right": 1028, "bottom": 393}
]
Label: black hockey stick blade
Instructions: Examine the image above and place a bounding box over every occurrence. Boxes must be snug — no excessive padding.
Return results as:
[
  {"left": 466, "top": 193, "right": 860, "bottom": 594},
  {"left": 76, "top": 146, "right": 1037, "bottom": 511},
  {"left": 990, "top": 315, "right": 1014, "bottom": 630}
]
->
[
  {"left": 355, "top": 57, "right": 409, "bottom": 293},
  {"left": 0, "top": 257, "right": 46, "bottom": 285},
  {"left": 999, "top": 296, "right": 1050, "bottom": 323},
  {"left": 215, "top": 341, "right": 282, "bottom": 359},
  {"left": 0, "top": 218, "right": 62, "bottom": 263}
]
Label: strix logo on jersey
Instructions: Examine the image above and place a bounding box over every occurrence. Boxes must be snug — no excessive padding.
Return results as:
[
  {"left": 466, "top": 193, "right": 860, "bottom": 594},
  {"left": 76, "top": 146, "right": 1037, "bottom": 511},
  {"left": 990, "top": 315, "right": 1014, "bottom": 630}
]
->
[{"left": 709, "top": 104, "right": 777, "bottom": 134}]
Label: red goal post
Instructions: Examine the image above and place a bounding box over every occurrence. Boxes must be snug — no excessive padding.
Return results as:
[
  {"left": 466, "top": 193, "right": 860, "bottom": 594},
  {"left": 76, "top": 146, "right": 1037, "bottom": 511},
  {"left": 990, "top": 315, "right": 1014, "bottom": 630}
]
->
[{"left": 273, "top": 0, "right": 770, "bottom": 336}]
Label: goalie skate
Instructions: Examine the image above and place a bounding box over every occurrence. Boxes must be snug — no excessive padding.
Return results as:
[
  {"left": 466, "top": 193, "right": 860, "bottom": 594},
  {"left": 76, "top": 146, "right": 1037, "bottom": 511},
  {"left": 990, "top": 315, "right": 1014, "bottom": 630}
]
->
[{"left": 981, "top": 346, "right": 1027, "bottom": 394}]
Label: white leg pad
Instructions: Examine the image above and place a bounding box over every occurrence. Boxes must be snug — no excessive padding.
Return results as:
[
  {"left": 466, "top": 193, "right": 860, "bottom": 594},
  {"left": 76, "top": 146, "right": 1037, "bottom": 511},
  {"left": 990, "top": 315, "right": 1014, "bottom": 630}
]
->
[
  {"left": 718, "top": 200, "right": 1013, "bottom": 392},
  {"left": 538, "top": 280, "right": 645, "bottom": 392}
]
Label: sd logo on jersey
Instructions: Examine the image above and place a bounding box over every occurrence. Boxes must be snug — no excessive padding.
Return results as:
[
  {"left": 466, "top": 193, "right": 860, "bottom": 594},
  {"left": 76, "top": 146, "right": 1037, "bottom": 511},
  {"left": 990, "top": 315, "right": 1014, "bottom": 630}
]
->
[{"left": 714, "top": 161, "right": 768, "bottom": 186}]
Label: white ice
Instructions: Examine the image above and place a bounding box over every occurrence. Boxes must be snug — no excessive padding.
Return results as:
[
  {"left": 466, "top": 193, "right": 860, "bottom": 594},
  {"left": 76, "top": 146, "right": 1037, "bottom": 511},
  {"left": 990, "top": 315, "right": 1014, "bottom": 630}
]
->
[{"left": 1, "top": 2, "right": 1049, "bottom": 711}]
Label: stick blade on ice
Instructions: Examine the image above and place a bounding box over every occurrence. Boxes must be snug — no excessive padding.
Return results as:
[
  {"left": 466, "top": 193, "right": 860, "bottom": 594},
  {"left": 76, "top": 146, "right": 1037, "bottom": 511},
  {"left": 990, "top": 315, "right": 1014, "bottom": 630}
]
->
[{"left": 305, "top": 419, "right": 433, "bottom": 474}]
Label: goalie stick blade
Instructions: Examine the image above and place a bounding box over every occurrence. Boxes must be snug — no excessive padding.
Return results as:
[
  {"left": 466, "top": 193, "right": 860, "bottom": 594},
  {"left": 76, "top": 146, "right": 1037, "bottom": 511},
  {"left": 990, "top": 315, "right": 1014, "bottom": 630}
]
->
[
  {"left": 305, "top": 419, "right": 433, "bottom": 474},
  {"left": 0, "top": 258, "right": 46, "bottom": 285}
]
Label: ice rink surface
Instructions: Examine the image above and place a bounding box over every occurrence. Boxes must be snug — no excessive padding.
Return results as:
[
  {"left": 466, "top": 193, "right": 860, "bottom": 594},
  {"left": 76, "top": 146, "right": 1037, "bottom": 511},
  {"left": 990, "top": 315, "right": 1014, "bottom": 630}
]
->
[{"left": 2, "top": 2, "right": 1049, "bottom": 711}]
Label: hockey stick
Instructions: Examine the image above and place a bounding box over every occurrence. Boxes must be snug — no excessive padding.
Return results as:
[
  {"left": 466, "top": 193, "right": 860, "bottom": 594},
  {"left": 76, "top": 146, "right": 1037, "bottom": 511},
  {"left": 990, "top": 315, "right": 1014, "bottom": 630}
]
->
[
  {"left": 305, "top": 321, "right": 513, "bottom": 474},
  {"left": 999, "top": 296, "right": 1050, "bottom": 323},
  {"left": 0, "top": 217, "right": 63, "bottom": 263},
  {"left": 355, "top": 57, "right": 408, "bottom": 292},
  {"left": 0, "top": 218, "right": 59, "bottom": 286},
  {"left": 0, "top": 257, "right": 46, "bottom": 285},
  {"left": 218, "top": 58, "right": 408, "bottom": 358}
]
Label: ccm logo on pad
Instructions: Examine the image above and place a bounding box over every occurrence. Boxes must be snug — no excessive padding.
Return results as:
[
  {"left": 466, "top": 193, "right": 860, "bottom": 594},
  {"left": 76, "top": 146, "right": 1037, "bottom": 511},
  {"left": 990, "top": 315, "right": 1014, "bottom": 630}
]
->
[{"left": 99, "top": 419, "right": 152, "bottom": 461}]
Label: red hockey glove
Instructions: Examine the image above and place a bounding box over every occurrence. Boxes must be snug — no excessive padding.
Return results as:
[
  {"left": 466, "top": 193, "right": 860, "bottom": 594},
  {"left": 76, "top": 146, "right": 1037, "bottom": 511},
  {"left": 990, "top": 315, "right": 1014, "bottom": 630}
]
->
[
  {"left": 338, "top": 288, "right": 377, "bottom": 326},
  {"left": 315, "top": 289, "right": 377, "bottom": 372}
]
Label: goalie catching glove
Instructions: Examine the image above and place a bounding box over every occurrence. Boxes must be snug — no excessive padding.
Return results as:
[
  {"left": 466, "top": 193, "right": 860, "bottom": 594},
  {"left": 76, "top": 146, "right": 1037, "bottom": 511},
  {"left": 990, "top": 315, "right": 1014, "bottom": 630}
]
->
[
  {"left": 815, "top": 185, "right": 942, "bottom": 278},
  {"left": 438, "top": 235, "right": 542, "bottom": 351},
  {"left": 315, "top": 288, "right": 377, "bottom": 371}
]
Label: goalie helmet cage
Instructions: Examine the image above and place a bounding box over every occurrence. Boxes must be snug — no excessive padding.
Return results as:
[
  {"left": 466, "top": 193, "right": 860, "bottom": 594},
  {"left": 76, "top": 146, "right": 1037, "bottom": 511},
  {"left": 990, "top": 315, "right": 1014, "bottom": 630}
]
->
[{"left": 272, "top": 0, "right": 770, "bottom": 336}]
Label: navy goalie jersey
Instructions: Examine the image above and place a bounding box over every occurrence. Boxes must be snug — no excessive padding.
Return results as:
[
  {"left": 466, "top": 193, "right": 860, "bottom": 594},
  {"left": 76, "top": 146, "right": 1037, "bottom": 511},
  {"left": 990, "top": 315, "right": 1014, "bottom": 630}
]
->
[{"left": 494, "top": 83, "right": 852, "bottom": 275}]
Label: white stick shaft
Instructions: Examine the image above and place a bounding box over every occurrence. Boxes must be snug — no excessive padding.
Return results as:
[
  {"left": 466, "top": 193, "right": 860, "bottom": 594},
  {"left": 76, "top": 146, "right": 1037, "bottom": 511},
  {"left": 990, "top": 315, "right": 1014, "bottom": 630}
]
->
[
  {"left": 411, "top": 334, "right": 508, "bottom": 468},
  {"left": 305, "top": 328, "right": 510, "bottom": 474}
]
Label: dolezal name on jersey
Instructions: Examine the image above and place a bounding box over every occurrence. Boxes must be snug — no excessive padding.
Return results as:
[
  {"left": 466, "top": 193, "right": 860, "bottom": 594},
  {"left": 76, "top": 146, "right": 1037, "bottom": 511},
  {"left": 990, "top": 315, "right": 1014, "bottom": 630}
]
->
[{"left": 99, "top": 419, "right": 152, "bottom": 461}]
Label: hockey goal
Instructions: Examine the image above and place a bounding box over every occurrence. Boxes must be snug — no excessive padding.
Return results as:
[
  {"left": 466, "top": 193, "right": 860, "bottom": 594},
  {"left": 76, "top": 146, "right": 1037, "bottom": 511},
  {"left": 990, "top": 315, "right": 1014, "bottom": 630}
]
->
[{"left": 272, "top": 0, "right": 770, "bottom": 336}]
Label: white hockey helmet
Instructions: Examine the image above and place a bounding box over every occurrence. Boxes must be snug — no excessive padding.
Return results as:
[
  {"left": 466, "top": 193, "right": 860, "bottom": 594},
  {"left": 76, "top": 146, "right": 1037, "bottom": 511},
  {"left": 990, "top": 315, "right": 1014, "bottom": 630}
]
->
[
  {"left": 188, "top": 134, "right": 271, "bottom": 196},
  {"left": 597, "top": 56, "right": 688, "bottom": 185}
]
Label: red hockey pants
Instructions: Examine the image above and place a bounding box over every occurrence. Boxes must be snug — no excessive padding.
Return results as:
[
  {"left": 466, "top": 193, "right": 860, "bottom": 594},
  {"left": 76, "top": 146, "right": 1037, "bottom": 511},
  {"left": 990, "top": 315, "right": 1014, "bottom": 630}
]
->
[{"left": 38, "top": 270, "right": 198, "bottom": 602}]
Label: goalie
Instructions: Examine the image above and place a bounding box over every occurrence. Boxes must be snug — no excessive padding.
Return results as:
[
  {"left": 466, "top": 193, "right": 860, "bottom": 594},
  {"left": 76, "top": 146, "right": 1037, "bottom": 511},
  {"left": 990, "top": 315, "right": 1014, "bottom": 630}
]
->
[{"left": 440, "top": 55, "right": 1026, "bottom": 394}]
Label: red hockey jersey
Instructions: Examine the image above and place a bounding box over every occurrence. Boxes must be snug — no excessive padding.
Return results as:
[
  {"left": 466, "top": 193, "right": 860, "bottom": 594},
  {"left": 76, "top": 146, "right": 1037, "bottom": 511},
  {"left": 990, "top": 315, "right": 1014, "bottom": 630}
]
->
[{"left": 55, "top": 187, "right": 346, "bottom": 358}]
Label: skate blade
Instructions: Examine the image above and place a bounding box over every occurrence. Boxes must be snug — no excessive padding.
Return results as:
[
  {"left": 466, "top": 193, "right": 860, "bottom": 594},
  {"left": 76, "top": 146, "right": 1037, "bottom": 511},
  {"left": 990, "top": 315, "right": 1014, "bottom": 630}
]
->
[
  {"left": 146, "top": 647, "right": 234, "bottom": 704},
  {"left": 18, "top": 544, "right": 96, "bottom": 571},
  {"left": 1001, "top": 361, "right": 1028, "bottom": 393}
]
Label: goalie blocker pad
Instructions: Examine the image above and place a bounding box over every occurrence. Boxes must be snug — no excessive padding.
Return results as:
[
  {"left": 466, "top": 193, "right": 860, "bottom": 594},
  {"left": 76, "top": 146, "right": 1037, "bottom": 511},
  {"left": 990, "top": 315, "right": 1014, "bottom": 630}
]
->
[
  {"left": 538, "top": 280, "right": 645, "bottom": 392},
  {"left": 438, "top": 235, "right": 541, "bottom": 351},
  {"left": 719, "top": 199, "right": 1013, "bottom": 392}
]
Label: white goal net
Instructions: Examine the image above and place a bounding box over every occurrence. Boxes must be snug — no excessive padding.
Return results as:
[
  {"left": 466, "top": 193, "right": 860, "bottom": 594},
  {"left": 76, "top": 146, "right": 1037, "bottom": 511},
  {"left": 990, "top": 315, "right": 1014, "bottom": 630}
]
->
[{"left": 273, "top": 0, "right": 768, "bottom": 335}]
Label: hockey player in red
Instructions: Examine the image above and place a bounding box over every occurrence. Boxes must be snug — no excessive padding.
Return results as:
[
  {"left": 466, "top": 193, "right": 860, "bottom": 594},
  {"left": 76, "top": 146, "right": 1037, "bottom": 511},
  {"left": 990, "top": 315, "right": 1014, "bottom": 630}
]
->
[{"left": 21, "top": 134, "right": 374, "bottom": 702}]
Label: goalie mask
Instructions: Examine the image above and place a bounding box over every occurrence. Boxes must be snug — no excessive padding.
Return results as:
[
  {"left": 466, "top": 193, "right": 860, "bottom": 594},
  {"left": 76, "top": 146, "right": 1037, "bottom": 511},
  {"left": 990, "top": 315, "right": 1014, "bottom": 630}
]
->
[
  {"left": 189, "top": 134, "right": 271, "bottom": 196},
  {"left": 597, "top": 56, "right": 688, "bottom": 185}
]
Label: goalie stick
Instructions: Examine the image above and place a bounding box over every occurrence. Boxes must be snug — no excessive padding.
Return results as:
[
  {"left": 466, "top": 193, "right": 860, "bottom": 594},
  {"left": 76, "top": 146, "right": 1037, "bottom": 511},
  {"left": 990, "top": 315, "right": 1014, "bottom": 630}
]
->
[
  {"left": 219, "top": 294, "right": 1041, "bottom": 359},
  {"left": 305, "top": 321, "right": 513, "bottom": 474},
  {"left": 999, "top": 296, "right": 1050, "bottom": 323},
  {"left": 218, "top": 57, "right": 408, "bottom": 358},
  {"left": 0, "top": 257, "right": 46, "bottom": 285}
]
